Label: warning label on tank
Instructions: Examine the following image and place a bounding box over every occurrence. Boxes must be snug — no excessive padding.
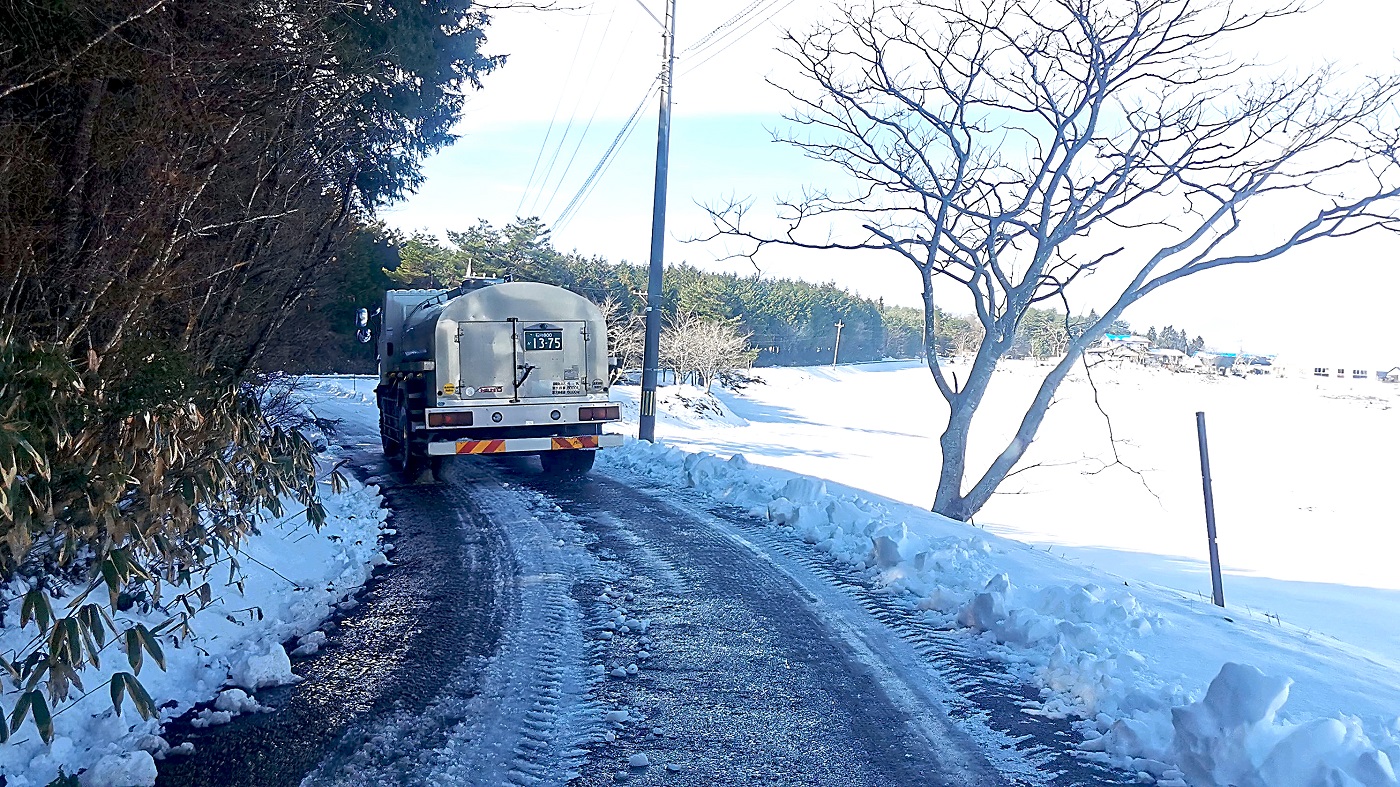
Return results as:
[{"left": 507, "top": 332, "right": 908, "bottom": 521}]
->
[{"left": 552, "top": 381, "right": 584, "bottom": 395}]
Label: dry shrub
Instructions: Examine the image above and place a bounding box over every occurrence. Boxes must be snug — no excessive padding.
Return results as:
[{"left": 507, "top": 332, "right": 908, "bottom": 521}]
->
[{"left": 0, "top": 339, "right": 330, "bottom": 741}]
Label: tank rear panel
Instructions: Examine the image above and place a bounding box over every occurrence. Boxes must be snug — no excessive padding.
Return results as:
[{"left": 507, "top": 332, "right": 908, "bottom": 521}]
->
[
  {"left": 456, "top": 321, "right": 515, "bottom": 398},
  {"left": 434, "top": 282, "right": 609, "bottom": 404}
]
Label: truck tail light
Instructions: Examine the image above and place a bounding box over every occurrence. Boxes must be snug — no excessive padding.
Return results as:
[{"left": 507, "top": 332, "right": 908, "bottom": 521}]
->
[
  {"left": 428, "top": 411, "right": 473, "bottom": 428},
  {"left": 579, "top": 405, "right": 620, "bottom": 422}
]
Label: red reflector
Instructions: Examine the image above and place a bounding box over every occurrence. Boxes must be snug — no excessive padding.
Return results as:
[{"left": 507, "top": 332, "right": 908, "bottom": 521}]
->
[
  {"left": 428, "top": 411, "right": 473, "bottom": 428},
  {"left": 580, "top": 405, "right": 620, "bottom": 422}
]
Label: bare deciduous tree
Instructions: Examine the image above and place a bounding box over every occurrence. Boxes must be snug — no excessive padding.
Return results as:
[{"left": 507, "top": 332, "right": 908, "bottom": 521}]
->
[
  {"left": 663, "top": 313, "right": 759, "bottom": 391},
  {"left": 705, "top": 0, "right": 1400, "bottom": 520},
  {"left": 598, "top": 294, "right": 646, "bottom": 381}
]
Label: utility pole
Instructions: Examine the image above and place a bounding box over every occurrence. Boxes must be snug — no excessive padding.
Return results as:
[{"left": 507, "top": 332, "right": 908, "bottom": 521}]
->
[
  {"left": 1195, "top": 411, "right": 1226, "bottom": 608},
  {"left": 832, "top": 321, "right": 845, "bottom": 367},
  {"left": 638, "top": 0, "right": 677, "bottom": 443}
]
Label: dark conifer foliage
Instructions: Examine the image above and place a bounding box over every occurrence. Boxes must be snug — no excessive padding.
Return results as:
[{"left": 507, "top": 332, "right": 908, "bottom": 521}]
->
[
  {"left": 0, "top": 0, "right": 497, "bottom": 739},
  {"left": 1, "top": 0, "right": 498, "bottom": 374}
]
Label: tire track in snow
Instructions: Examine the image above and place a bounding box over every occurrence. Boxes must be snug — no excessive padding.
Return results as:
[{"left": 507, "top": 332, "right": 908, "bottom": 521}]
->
[
  {"left": 159, "top": 389, "right": 609, "bottom": 787},
  {"left": 157, "top": 453, "right": 507, "bottom": 787},
  {"left": 300, "top": 470, "right": 603, "bottom": 787},
  {"left": 627, "top": 477, "right": 1139, "bottom": 787},
  {"left": 527, "top": 472, "right": 1010, "bottom": 787},
  {"left": 424, "top": 475, "right": 605, "bottom": 786}
]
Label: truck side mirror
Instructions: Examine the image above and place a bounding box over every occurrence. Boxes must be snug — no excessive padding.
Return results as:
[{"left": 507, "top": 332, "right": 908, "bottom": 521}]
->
[
  {"left": 357, "top": 328, "right": 373, "bottom": 344},
  {"left": 355, "top": 308, "right": 370, "bottom": 328}
]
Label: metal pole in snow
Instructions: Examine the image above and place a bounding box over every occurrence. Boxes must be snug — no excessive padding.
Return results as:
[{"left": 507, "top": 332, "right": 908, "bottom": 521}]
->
[
  {"left": 638, "top": 0, "right": 677, "bottom": 443},
  {"left": 1196, "top": 411, "right": 1226, "bottom": 607},
  {"left": 832, "top": 321, "right": 845, "bottom": 367}
]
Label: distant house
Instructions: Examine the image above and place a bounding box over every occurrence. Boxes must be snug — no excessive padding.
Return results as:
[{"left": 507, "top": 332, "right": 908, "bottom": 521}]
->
[
  {"left": 1087, "top": 334, "right": 1152, "bottom": 366},
  {"left": 1240, "top": 355, "right": 1274, "bottom": 375},
  {"left": 1101, "top": 333, "right": 1152, "bottom": 351},
  {"left": 1085, "top": 342, "right": 1142, "bottom": 368},
  {"left": 1273, "top": 355, "right": 1394, "bottom": 382},
  {"left": 1310, "top": 364, "right": 1375, "bottom": 381},
  {"left": 1145, "top": 348, "right": 1186, "bottom": 369}
]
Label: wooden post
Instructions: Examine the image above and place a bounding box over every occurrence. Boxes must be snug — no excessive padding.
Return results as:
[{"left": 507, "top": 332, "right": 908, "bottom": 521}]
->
[
  {"left": 1196, "top": 411, "right": 1226, "bottom": 608},
  {"left": 832, "top": 321, "right": 845, "bottom": 367}
]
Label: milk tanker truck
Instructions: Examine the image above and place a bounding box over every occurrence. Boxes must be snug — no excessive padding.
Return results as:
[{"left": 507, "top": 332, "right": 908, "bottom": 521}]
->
[{"left": 368, "top": 278, "right": 623, "bottom": 479}]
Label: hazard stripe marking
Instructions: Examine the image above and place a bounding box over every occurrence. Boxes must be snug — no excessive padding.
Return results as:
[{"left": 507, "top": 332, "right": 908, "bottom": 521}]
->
[
  {"left": 452, "top": 436, "right": 598, "bottom": 454},
  {"left": 456, "top": 439, "right": 507, "bottom": 455},
  {"left": 550, "top": 436, "right": 598, "bottom": 451}
]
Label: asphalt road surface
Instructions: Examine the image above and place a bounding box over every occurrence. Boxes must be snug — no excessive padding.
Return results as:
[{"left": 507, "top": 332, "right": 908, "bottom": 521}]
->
[{"left": 156, "top": 403, "right": 1133, "bottom": 787}]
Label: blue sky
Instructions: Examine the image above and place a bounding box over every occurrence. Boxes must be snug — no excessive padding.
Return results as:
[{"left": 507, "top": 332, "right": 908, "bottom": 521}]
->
[{"left": 382, "top": 0, "right": 1400, "bottom": 358}]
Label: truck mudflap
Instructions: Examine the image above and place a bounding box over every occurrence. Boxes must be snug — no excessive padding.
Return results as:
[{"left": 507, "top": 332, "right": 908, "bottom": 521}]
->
[{"left": 426, "top": 433, "right": 624, "bottom": 457}]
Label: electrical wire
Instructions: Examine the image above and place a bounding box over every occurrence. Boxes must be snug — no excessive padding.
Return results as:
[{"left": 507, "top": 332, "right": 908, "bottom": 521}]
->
[
  {"left": 539, "top": 19, "right": 637, "bottom": 218},
  {"left": 554, "top": 80, "right": 658, "bottom": 231},
  {"left": 683, "top": 0, "right": 783, "bottom": 62},
  {"left": 553, "top": 79, "right": 661, "bottom": 232},
  {"left": 627, "top": 0, "right": 663, "bottom": 28},
  {"left": 548, "top": 0, "right": 799, "bottom": 230},
  {"left": 682, "top": 0, "right": 767, "bottom": 55},
  {"left": 516, "top": 3, "right": 597, "bottom": 217},
  {"left": 680, "top": 0, "right": 797, "bottom": 78},
  {"left": 527, "top": 1, "right": 620, "bottom": 217},
  {"left": 557, "top": 93, "right": 651, "bottom": 230}
]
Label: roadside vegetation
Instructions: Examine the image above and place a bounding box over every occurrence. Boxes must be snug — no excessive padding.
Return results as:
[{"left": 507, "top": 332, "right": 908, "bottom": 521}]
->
[
  {"left": 275, "top": 218, "right": 1211, "bottom": 387},
  {"left": 0, "top": 0, "right": 495, "bottom": 745}
]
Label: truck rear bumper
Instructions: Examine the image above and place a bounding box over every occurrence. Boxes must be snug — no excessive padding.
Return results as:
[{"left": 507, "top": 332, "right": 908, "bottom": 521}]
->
[{"left": 426, "top": 433, "right": 625, "bottom": 457}]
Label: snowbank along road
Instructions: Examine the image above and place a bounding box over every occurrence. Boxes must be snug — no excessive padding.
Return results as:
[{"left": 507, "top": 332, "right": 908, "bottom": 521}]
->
[{"left": 156, "top": 396, "right": 1136, "bottom": 786}]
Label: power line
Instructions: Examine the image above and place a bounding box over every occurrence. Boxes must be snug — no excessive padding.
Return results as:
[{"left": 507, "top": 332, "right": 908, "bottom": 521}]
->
[
  {"left": 554, "top": 79, "right": 661, "bottom": 231},
  {"left": 627, "top": 0, "right": 663, "bottom": 28},
  {"left": 681, "top": 0, "right": 766, "bottom": 54},
  {"left": 684, "top": 0, "right": 782, "bottom": 61},
  {"left": 549, "top": 0, "right": 799, "bottom": 230},
  {"left": 516, "top": 3, "right": 597, "bottom": 217},
  {"left": 681, "top": 0, "right": 796, "bottom": 77},
  {"left": 527, "top": 1, "right": 620, "bottom": 217},
  {"left": 539, "top": 19, "right": 637, "bottom": 218},
  {"left": 557, "top": 95, "right": 650, "bottom": 230},
  {"left": 554, "top": 80, "right": 659, "bottom": 231}
]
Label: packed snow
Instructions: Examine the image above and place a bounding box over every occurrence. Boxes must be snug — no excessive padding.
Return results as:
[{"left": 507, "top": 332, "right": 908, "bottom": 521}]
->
[
  {"left": 601, "top": 361, "right": 1400, "bottom": 787},
  {"left": 0, "top": 446, "right": 389, "bottom": 787},
  {"left": 16, "top": 362, "right": 1390, "bottom": 787}
]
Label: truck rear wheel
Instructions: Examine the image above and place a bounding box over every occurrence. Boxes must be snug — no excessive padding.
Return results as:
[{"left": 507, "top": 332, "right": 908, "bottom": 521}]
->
[
  {"left": 540, "top": 449, "right": 595, "bottom": 479},
  {"left": 386, "top": 388, "right": 427, "bottom": 479}
]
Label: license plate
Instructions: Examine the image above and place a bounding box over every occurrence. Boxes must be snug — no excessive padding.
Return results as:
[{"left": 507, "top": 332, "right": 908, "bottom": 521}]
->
[{"left": 523, "top": 329, "right": 563, "bottom": 351}]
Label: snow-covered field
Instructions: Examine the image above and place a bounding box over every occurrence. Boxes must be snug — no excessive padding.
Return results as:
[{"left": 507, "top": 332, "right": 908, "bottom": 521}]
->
[
  {"left": 0, "top": 445, "right": 388, "bottom": 786},
  {"left": 603, "top": 362, "right": 1400, "bottom": 787},
  {"left": 14, "top": 362, "right": 1392, "bottom": 786}
]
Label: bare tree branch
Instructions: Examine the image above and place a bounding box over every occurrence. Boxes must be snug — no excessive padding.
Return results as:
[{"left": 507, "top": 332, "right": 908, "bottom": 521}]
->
[{"left": 701, "top": 0, "right": 1400, "bottom": 520}]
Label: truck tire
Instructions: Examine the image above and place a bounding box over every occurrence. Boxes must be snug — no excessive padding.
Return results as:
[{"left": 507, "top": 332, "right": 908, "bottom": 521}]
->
[
  {"left": 387, "top": 389, "right": 425, "bottom": 478},
  {"left": 377, "top": 389, "right": 396, "bottom": 457},
  {"left": 540, "top": 449, "right": 596, "bottom": 479}
]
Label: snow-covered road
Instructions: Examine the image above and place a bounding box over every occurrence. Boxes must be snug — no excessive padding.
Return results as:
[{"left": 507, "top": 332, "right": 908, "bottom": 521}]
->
[{"left": 153, "top": 384, "right": 1135, "bottom": 786}]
